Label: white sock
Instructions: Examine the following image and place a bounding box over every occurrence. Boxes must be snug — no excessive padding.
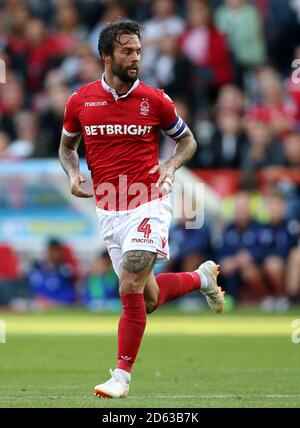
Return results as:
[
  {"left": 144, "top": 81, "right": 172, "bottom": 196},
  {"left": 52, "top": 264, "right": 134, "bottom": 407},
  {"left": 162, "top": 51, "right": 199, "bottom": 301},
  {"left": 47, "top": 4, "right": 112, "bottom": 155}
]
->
[
  {"left": 198, "top": 271, "right": 208, "bottom": 290},
  {"left": 114, "top": 368, "right": 131, "bottom": 383}
]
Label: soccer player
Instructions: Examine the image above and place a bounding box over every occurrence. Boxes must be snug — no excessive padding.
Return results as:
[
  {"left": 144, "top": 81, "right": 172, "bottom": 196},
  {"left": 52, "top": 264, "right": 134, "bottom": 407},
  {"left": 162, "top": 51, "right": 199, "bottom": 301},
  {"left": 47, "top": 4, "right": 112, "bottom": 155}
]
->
[{"left": 59, "top": 20, "right": 224, "bottom": 399}]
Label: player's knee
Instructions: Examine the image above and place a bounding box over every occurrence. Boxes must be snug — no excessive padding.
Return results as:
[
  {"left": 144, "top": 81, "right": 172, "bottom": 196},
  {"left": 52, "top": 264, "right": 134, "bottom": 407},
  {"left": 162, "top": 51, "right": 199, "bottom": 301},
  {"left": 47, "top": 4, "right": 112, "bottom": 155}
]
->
[
  {"left": 119, "top": 250, "right": 156, "bottom": 296},
  {"left": 119, "top": 275, "right": 143, "bottom": 296}
]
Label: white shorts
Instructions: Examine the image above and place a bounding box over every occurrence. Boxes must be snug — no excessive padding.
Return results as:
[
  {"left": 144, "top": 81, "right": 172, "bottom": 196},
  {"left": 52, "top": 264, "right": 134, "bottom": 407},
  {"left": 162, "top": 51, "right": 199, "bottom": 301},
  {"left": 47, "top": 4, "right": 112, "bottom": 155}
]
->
[{"left": 96, "top": 196, "right": 172, "bottom": 277}]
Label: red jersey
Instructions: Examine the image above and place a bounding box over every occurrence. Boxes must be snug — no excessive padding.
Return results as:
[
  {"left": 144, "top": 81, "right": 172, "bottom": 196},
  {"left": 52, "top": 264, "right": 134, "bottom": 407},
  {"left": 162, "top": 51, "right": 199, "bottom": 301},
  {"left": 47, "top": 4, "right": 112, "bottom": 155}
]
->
[{"left": 63, "top": 74, "right": 187, "bottom": 211}]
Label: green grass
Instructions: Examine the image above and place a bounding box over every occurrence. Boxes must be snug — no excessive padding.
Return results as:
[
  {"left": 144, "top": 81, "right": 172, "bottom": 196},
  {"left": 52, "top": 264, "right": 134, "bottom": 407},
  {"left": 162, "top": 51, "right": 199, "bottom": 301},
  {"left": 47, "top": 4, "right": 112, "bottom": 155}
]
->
[{"left": 0, "top": 307, "right": 300, "bottom": 408}]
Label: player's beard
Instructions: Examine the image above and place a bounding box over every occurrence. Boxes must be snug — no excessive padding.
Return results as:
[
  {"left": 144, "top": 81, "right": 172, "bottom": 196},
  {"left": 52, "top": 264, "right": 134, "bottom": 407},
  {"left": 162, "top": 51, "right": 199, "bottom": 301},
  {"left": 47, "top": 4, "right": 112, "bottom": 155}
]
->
[{"left": 111, "top": 59, "right": 139, "bottom": 83}]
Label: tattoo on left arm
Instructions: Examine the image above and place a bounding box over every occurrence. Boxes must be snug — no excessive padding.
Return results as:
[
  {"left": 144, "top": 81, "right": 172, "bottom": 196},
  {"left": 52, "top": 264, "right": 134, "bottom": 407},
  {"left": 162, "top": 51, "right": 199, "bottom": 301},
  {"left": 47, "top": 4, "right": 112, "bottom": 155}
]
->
[{"left": 167, "top": 127, "right": 197, "bottom": 171}]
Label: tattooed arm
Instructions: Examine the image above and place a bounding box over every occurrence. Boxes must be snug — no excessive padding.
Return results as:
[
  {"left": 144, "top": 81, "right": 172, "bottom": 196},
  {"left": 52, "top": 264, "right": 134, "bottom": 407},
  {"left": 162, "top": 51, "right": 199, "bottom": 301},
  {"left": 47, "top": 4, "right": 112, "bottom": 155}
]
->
[
  {"left": 58, "top": 133, "right": 93, "bottom": 198},
  {"left": 149, "top": 127, "right": 197, "bottom": 193},
  {"left": 168, "top": 126, "right": 197, "bottom": 170}
]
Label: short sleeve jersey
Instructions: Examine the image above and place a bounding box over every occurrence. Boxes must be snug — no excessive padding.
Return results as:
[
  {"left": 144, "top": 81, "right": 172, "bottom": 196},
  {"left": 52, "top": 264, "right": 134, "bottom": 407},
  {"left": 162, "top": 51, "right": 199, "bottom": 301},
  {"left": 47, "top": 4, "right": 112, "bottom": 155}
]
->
[{"left": 63, "top": 75, "right": 187, "bottom": 210}]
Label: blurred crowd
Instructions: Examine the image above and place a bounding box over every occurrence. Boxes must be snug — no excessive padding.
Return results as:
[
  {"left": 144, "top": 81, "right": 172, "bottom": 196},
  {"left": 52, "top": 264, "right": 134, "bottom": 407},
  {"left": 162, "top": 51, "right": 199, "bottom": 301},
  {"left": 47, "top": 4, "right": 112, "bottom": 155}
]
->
[
  {"left": 168, "top": 188, "right": 300, "bottom": 311},
  {"left": 1, "top": 0, "right": 300, "bottom": 310},
  {"left": 0, "top": 239, "right": 121, "bottom": 311},
  {"left": 2, "top": 0, "right": 300, "bottom": 164},
  {"left": 1, "top": 186, "right": 300, "bottom": 312}
]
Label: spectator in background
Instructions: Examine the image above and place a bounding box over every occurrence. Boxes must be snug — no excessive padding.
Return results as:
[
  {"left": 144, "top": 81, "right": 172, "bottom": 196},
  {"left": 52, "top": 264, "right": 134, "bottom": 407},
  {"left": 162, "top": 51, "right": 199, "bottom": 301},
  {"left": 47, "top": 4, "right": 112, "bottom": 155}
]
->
[
  {"left": 180, "top": 0, "right": 232, "bottom": 111},
  {"left": 53, "top": 1, "right": 87, "bottom": 55},
  {"left": 168, "top": 218, "right": 212, "bottom": 273},
  {"left": 189, "top": 110, "right": 247, "bottom": 169},
  {"left": 34, "top": 81, "right": 72, "bottom": 157},
  {"left": 209, "top": 110, "right": 247, "bottom": 169},
  {"left": 6, "top": 111, "right": 38, "bottom": 158},
  {"left": 82, "top": 250, "right": 119, "bottom": 311},
  {"left": 247, "top": 66, "right": 297, "bottom": 137},
  {"left": 60, "top": 43, "right": 102, "bottom": 90},
  {"left": 0, "top": 13, "right": 8, "bottom": 50},
  {"left": 259, "top": 191, "right": 298, "bottom": 311},
  {"left": 279, "top": 131, "right": 300, "bottom": 219},
  {"left": 287, "top": 245, "right": 300, "bottom": 306},
  {"left": 241, "top": 118, "right": 284, "bottom": 173},
  {"left": 0, "top": 131, "right": 12, "bottom": 158},
  {"left": 130, "top": 0, "right": 153, "bottom": 21},
  {"left": 76, "top": 51, "right": 102, "bottom": 87},
  {"left": 215, "top": 0, "right": 267, "bottom": 85},
  {"left": 73, "top": 0, "right": 105, "bottom": 30},
  {"left": 88, "top": 3, "right": 128, "bottom": 57},
  {"left": 5, "top": 2, "right": 31, "bottom": 78},
  {"left": 24, "top": 8, "right": 85, "bottom": 94},
  {"left": 28, "top": 239, "right": 76, "bottom": 309},
  {"left": 283, "top": 131, "right": 300, "bottom": 170},
  {"left": 0, "top": 71, "right": 25, "bottom": 139},
  {"left": 191, "top": 83, "right": 247, "bottom": 168},
  {"left": 218, "top": 191, "right": 264, "bottom": 301},
  {"left": 216, "top": 84, "right": 245, "bottom": 116},
  {"left": 221, "top": 176, "right": 270, "bottom": 225},
  {"left": 265, "top": 0, "right": 300, "bottom": 76},
  {"left": 0, "top": 243, "right": 20, "bottom": 307},
  {"left": 26, "top": 0, "right": 55, "bottom": 24},
  {"left": 25, "top": 18, "right": 60, "bottom": 93},
  {"left": 142, "top": 0, "right": 185, "bottom": 86},
  {"left": 151, "top": 34, "right": 195, "bottom": 105}
]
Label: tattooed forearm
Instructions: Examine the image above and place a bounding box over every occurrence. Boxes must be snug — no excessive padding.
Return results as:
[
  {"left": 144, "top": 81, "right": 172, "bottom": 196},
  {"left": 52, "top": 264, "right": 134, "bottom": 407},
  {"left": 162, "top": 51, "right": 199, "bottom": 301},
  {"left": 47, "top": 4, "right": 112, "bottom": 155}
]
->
[
  {"left": 167, "top": 127, "right": 197, "bottom": 171},
  {"left": 58, "top": 134, "right": 81, "bottom": 176},
  {"left": 122, "top": 250, "right": 156, "bottom": 274}
]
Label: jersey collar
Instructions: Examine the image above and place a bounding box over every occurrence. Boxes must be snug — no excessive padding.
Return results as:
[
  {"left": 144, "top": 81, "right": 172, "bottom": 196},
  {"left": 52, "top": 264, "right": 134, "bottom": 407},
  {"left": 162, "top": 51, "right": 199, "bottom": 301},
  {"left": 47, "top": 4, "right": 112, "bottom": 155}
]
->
[{"left": 101, "top": 73, "right": 140, "bottom": 101}]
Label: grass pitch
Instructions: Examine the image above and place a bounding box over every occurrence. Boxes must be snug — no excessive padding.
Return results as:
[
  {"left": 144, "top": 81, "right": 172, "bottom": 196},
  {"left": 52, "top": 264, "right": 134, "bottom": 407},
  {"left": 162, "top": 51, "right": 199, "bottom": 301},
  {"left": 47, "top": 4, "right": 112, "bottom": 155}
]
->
[{"left": 0, "top": 307, "right": 300, "bottom": 408}]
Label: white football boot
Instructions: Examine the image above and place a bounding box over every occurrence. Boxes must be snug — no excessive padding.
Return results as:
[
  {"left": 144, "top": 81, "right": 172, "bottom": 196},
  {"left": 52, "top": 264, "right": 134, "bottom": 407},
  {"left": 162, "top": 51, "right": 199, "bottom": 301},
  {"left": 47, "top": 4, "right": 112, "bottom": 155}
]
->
[
  {"left": 196, "top": 260, "right": 225, "bottom": 313},
  {"left": 94, "top": 369, "right": 130, "bottom": 398}
]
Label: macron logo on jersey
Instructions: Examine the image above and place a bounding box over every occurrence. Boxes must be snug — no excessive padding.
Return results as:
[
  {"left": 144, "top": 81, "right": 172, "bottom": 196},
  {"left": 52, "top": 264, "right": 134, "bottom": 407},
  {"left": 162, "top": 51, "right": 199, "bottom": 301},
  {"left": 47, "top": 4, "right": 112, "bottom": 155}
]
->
[
  {"left": 84, "top": 124, "right": 152, "bottom": 136},
  {"left": 85, "top": 101, "right": 108, "bottom": 107}
]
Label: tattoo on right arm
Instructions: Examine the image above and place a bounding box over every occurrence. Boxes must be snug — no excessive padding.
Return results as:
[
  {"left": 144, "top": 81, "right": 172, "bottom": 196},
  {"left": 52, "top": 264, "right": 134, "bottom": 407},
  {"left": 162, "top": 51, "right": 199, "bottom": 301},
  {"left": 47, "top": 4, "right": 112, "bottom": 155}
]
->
[{"left": 58, "top": 133, "right": 81, "bottom": 176}]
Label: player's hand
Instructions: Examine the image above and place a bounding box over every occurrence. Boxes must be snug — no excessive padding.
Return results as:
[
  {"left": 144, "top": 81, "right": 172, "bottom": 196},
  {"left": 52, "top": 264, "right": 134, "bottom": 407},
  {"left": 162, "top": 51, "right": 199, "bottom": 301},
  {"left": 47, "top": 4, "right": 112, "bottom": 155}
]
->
[
  {"left": 68, "top": 170, "right": 94, "bottom": 198},
  {"left": 149, "top": 161, "right": 176, "bottom": 195}
]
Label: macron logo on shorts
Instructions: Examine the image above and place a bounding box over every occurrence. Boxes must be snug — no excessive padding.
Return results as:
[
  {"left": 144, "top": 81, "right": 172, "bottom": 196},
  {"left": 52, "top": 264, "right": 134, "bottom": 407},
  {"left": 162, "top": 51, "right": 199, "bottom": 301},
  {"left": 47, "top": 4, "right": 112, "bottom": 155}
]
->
[
  {"left": 84, "top": 124, "right": 152, "bottom": 136},
  {"left": 131, "top": 238, "right": 154, "bottom": 244}
]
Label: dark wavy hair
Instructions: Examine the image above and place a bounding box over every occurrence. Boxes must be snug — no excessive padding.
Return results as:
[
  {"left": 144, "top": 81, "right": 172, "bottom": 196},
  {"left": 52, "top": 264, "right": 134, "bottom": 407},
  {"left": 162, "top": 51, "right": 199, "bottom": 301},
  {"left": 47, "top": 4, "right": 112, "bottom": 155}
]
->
[{"left": 98, "top": 20, "right": 145, "bottom": 58}]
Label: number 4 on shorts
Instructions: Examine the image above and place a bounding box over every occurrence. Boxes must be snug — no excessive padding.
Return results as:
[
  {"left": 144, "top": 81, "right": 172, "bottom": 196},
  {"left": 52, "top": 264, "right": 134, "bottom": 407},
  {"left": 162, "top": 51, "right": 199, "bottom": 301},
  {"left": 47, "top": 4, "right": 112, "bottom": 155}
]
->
[{"left": 137, "top": 218, "right": 152, "bottom": 238}]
